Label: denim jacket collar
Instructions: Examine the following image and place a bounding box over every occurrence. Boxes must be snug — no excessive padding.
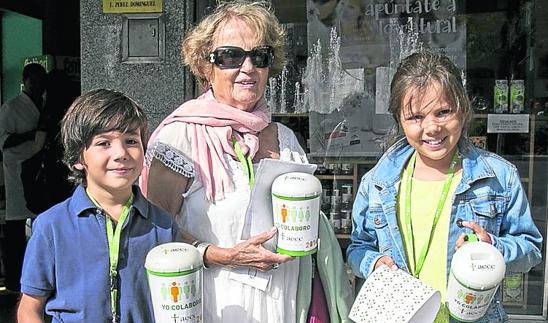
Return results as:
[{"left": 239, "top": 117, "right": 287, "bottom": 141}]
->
[{"left": 370, "top": 137, "right": 497, "bottom": 195}]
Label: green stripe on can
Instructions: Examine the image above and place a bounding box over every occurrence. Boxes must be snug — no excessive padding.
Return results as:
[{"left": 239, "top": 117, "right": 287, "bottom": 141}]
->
[
  {"left": 272, "top": 193, "right": 319, "bottom": 201},
  {"left": 448, "top": 311, "right": 477, "bottom": 322},
  {"left": 276, "top": 247, "right": 317, "bottom": 257},
  {"left": 146, "top": 267, "right": 201, "bottom": 277}
]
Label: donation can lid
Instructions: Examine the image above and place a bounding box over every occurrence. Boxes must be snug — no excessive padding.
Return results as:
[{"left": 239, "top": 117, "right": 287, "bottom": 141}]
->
[
  {"left": 451, "top": 241, "right": 506, "bottom": 289},
  {"left": 272, "top": 172, "right": 322, "bottom": 198},
  {"left": 145, "top": 242, "right": 203, "bottom": 273}
]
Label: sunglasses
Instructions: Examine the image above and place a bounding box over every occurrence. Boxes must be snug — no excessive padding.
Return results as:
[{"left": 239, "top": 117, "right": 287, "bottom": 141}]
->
[{"left": 208, "top": 45, "right": 274, "bottom": 69}]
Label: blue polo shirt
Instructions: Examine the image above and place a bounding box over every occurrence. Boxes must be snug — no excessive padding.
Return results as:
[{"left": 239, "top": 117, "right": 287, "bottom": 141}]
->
[{"left": 21, "top": 185, "right": 180, "bottom": 323}]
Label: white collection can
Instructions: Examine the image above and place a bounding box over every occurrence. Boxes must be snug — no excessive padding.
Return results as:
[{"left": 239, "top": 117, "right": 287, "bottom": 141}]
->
[
  {"left": 446, "top": 235, "right": 506, "bottom": 322},
  {"left": 271, "top": 172, "right": 322, "bottom": 256},
  {"left": 145, "top": 242, "right": 203, "bottom": 323}
]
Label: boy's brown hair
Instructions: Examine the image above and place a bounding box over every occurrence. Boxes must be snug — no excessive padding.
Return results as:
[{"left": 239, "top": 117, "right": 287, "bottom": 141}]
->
[{"left": 60, "top": 89, "right": 148, "bottom": 184}]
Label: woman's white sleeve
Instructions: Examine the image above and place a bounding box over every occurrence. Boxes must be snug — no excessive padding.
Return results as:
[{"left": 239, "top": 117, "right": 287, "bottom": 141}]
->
[{"left": 146, "top": 122, "right": 195, "bottom": 178}]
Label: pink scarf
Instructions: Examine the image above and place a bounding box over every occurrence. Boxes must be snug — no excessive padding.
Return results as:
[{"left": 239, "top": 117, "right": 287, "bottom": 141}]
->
[{"left": 140, "top": 90, "right": 270, "bottom": 201}]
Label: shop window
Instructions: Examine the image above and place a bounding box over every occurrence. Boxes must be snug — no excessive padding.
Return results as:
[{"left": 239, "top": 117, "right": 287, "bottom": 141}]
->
[
  {"left": 194, "top": 0, "right": 547, "bottom": 319},
  {"left": 268, "top": 0, "right": 547, "bottom": 319}
]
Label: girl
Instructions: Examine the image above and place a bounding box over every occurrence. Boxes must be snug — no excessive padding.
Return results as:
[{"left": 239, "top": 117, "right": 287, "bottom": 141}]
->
[{"left": 346, "top": 51, "right": 542, "bottom": 322}]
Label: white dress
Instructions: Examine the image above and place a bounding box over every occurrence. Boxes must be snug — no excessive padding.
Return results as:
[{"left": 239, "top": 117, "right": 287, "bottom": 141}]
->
[
  {"left": 0, "top": 93, "right": 40, "bottom": 220},
  {"left": 149, "top": 122, "right": 308, "bottom": 323}
]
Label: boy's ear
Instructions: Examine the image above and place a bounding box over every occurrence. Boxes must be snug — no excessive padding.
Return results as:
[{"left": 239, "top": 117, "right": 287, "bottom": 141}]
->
[{"left": 73, "top": 163, "right": 85, "bottom": 171}]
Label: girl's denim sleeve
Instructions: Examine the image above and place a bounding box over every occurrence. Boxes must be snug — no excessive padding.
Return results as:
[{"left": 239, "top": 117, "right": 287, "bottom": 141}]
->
[
  {"left": 346, "top": 178, "right": 383, "bottom": 279},
  {"left": 492, "top": 167, "right": 543, "bottom": 273}
]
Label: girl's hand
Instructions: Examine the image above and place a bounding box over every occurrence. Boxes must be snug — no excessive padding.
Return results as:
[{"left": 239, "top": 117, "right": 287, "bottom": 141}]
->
[
  {"left": 205, "top": 227, "right": 293, "bottom": 271},
  {"left": 374, "top": 255, "right": 398, "bottom": 271},
  {"left": 455, "top": 220, "right": 492, "bottom": 250}
]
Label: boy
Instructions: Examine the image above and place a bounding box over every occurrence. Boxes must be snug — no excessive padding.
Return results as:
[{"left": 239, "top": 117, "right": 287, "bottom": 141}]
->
[{"left": 17, "top": 89, "right": 180, "bottom": 322}]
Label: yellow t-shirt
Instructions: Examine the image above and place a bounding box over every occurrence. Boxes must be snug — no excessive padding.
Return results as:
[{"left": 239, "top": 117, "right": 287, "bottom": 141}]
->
[{"left": 397, "top": 168, "right": 462, "bottom": 323}]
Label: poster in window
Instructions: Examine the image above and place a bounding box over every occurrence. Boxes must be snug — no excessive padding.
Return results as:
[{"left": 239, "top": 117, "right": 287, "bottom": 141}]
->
[{"left": 305, "top": 0, "right": 466, "bottom": 157}]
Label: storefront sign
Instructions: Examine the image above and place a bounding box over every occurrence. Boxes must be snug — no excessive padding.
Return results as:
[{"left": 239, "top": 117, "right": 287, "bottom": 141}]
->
[
  {"left": 22, "top": 55, "right": 54, "bottom": 72},
  {"left": 487, "top": 114, "right": 529, "bottom": 133},
  {"left": 21, "top": 55, "right": 54, "bottom": 92},
  {"left": 55, "top": 56, "right": 81, "bottom": 81},
  {"left": 103, "top": 0, "right": 162, "bottom": 13}
]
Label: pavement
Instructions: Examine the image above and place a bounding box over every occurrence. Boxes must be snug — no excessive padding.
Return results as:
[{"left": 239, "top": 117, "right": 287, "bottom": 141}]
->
[{"left": 0, "top": 282, "right": 545, "bottom": 322}]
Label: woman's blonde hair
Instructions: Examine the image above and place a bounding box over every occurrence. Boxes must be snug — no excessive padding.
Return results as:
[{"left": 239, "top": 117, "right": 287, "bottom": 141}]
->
[{"left": 182, "top": 1, "right": 286, "bottom": 89}]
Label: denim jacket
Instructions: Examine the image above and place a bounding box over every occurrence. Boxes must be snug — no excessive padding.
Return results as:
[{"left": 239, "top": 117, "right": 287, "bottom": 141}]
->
[{"left": 347, "top": 138, "right": 543, "bottom": 322}]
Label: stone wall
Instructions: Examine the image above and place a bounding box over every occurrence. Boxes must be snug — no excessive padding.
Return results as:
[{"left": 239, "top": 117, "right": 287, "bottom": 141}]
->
[{"left": 80, "top": 1, "right": 195, "bottom": 131}]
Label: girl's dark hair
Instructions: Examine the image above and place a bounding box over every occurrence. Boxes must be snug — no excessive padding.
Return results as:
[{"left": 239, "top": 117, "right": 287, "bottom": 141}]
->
[
  {"left": 60, "top": 89, "right": 148, "bottom": 184},
  {"left": 386, "top": 51, "right": 470, "bottom": 145}
]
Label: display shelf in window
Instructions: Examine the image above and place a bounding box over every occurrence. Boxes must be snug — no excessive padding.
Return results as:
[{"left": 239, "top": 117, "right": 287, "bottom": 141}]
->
[
  {"left": 314, "top": 162, "right": 358, "bottom": 236},
  {"left": 312, "top": 159, "right": 379, "bottom": 238},
  {"left": 272, "top": 112, "right": 309, "bottom": 118},
  {"left": 316, "top": 174, "right": 354, "bottom": 180},
  {"left": 336, "top": 233, "right": 351, "bottom": 240},
  {"left": 502, "top": 272, "right": 530, "bottom": 311}
]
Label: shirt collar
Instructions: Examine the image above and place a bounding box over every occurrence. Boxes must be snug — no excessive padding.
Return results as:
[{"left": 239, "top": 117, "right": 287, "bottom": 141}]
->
[{"left": 70, "top": 185, "right": 149, "bottom": 219}]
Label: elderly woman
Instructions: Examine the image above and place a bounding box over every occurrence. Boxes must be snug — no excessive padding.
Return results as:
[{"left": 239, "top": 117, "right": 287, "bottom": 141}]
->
[{"left": 141, "top": 1, "right": 352, "bottom": 322}]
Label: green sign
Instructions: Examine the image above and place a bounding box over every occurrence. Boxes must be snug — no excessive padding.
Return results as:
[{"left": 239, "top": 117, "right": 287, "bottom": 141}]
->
[{"left": 22, "top": 55, "right": 54, "bottom": 72}]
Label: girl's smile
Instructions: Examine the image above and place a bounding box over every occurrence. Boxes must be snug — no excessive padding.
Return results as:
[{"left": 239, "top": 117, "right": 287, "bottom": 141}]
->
[
  {"left": 422, "top": 136, "right": 447, "bottom": 148},
  {"left": 400, "top": 80, "right": 463, "bottom": 172}
]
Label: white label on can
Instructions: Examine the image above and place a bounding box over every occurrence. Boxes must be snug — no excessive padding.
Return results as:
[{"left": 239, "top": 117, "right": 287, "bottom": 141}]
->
[
  {"left": 446, "top": 273, "right": 498, "bottom": 322},
  {"left": 147, "top": 269, "right": 203, "bottom": 322},
  {"left": 272, "top": 195, "right": 320, "bottom": 256}
]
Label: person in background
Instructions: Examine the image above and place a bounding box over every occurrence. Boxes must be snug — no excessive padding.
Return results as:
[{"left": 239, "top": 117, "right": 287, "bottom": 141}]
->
[
  {"left": 140, "top": 1, "right": 353, "bottom": 322},
  {"left": 0, "top": 63, "right": 46, "bottom": 292},
  {"left": 36, "top": 69, "right": 77, "bottom": 209},
  {"left": 17, "top": 89, "right": 180, "bottom": 322},
  {"left": 347, "top": 51, "right": 542, "bottom": 322}
]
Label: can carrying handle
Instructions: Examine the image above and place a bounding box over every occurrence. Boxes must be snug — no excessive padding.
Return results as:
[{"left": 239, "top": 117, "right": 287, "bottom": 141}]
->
[
  {"left": 456, "top": 219, "right": 479, "bottom": 243},
  {"left": 463, "top": 234, "right": 479, "bottom": 242}
]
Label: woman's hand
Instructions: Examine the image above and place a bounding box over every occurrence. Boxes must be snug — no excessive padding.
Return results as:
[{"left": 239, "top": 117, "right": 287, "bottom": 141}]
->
[
  {"left": 374, "top": 255, "right": 398, "bottom": 271},
  {"left": 204, "top": 227, "right": 293, "bottom": 271},
  {"left": 455, "top": 220, "right": 492, "bottom": 250}
]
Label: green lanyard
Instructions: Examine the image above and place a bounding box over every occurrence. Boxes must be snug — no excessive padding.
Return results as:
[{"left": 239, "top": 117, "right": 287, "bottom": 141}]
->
[
  {"left": 87, "top": 189, "right": 134, "bottom": 323},
  {"left": 402, "top": 152, "right": 458, "bottom": 278},
  {"left": 232, "top": 137, "right": 255, "bottom": 188}
]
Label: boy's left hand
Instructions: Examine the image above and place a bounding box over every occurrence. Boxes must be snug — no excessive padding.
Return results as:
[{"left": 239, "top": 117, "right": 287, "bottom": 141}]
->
[{"left": 455, "top": 220, "right": 492, "bottom": 250}]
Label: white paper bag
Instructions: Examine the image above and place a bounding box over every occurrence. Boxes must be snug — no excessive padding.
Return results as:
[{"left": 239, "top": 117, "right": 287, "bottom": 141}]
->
[{"left": 349, "top": 266, "right": 441, "bottom": 323}]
